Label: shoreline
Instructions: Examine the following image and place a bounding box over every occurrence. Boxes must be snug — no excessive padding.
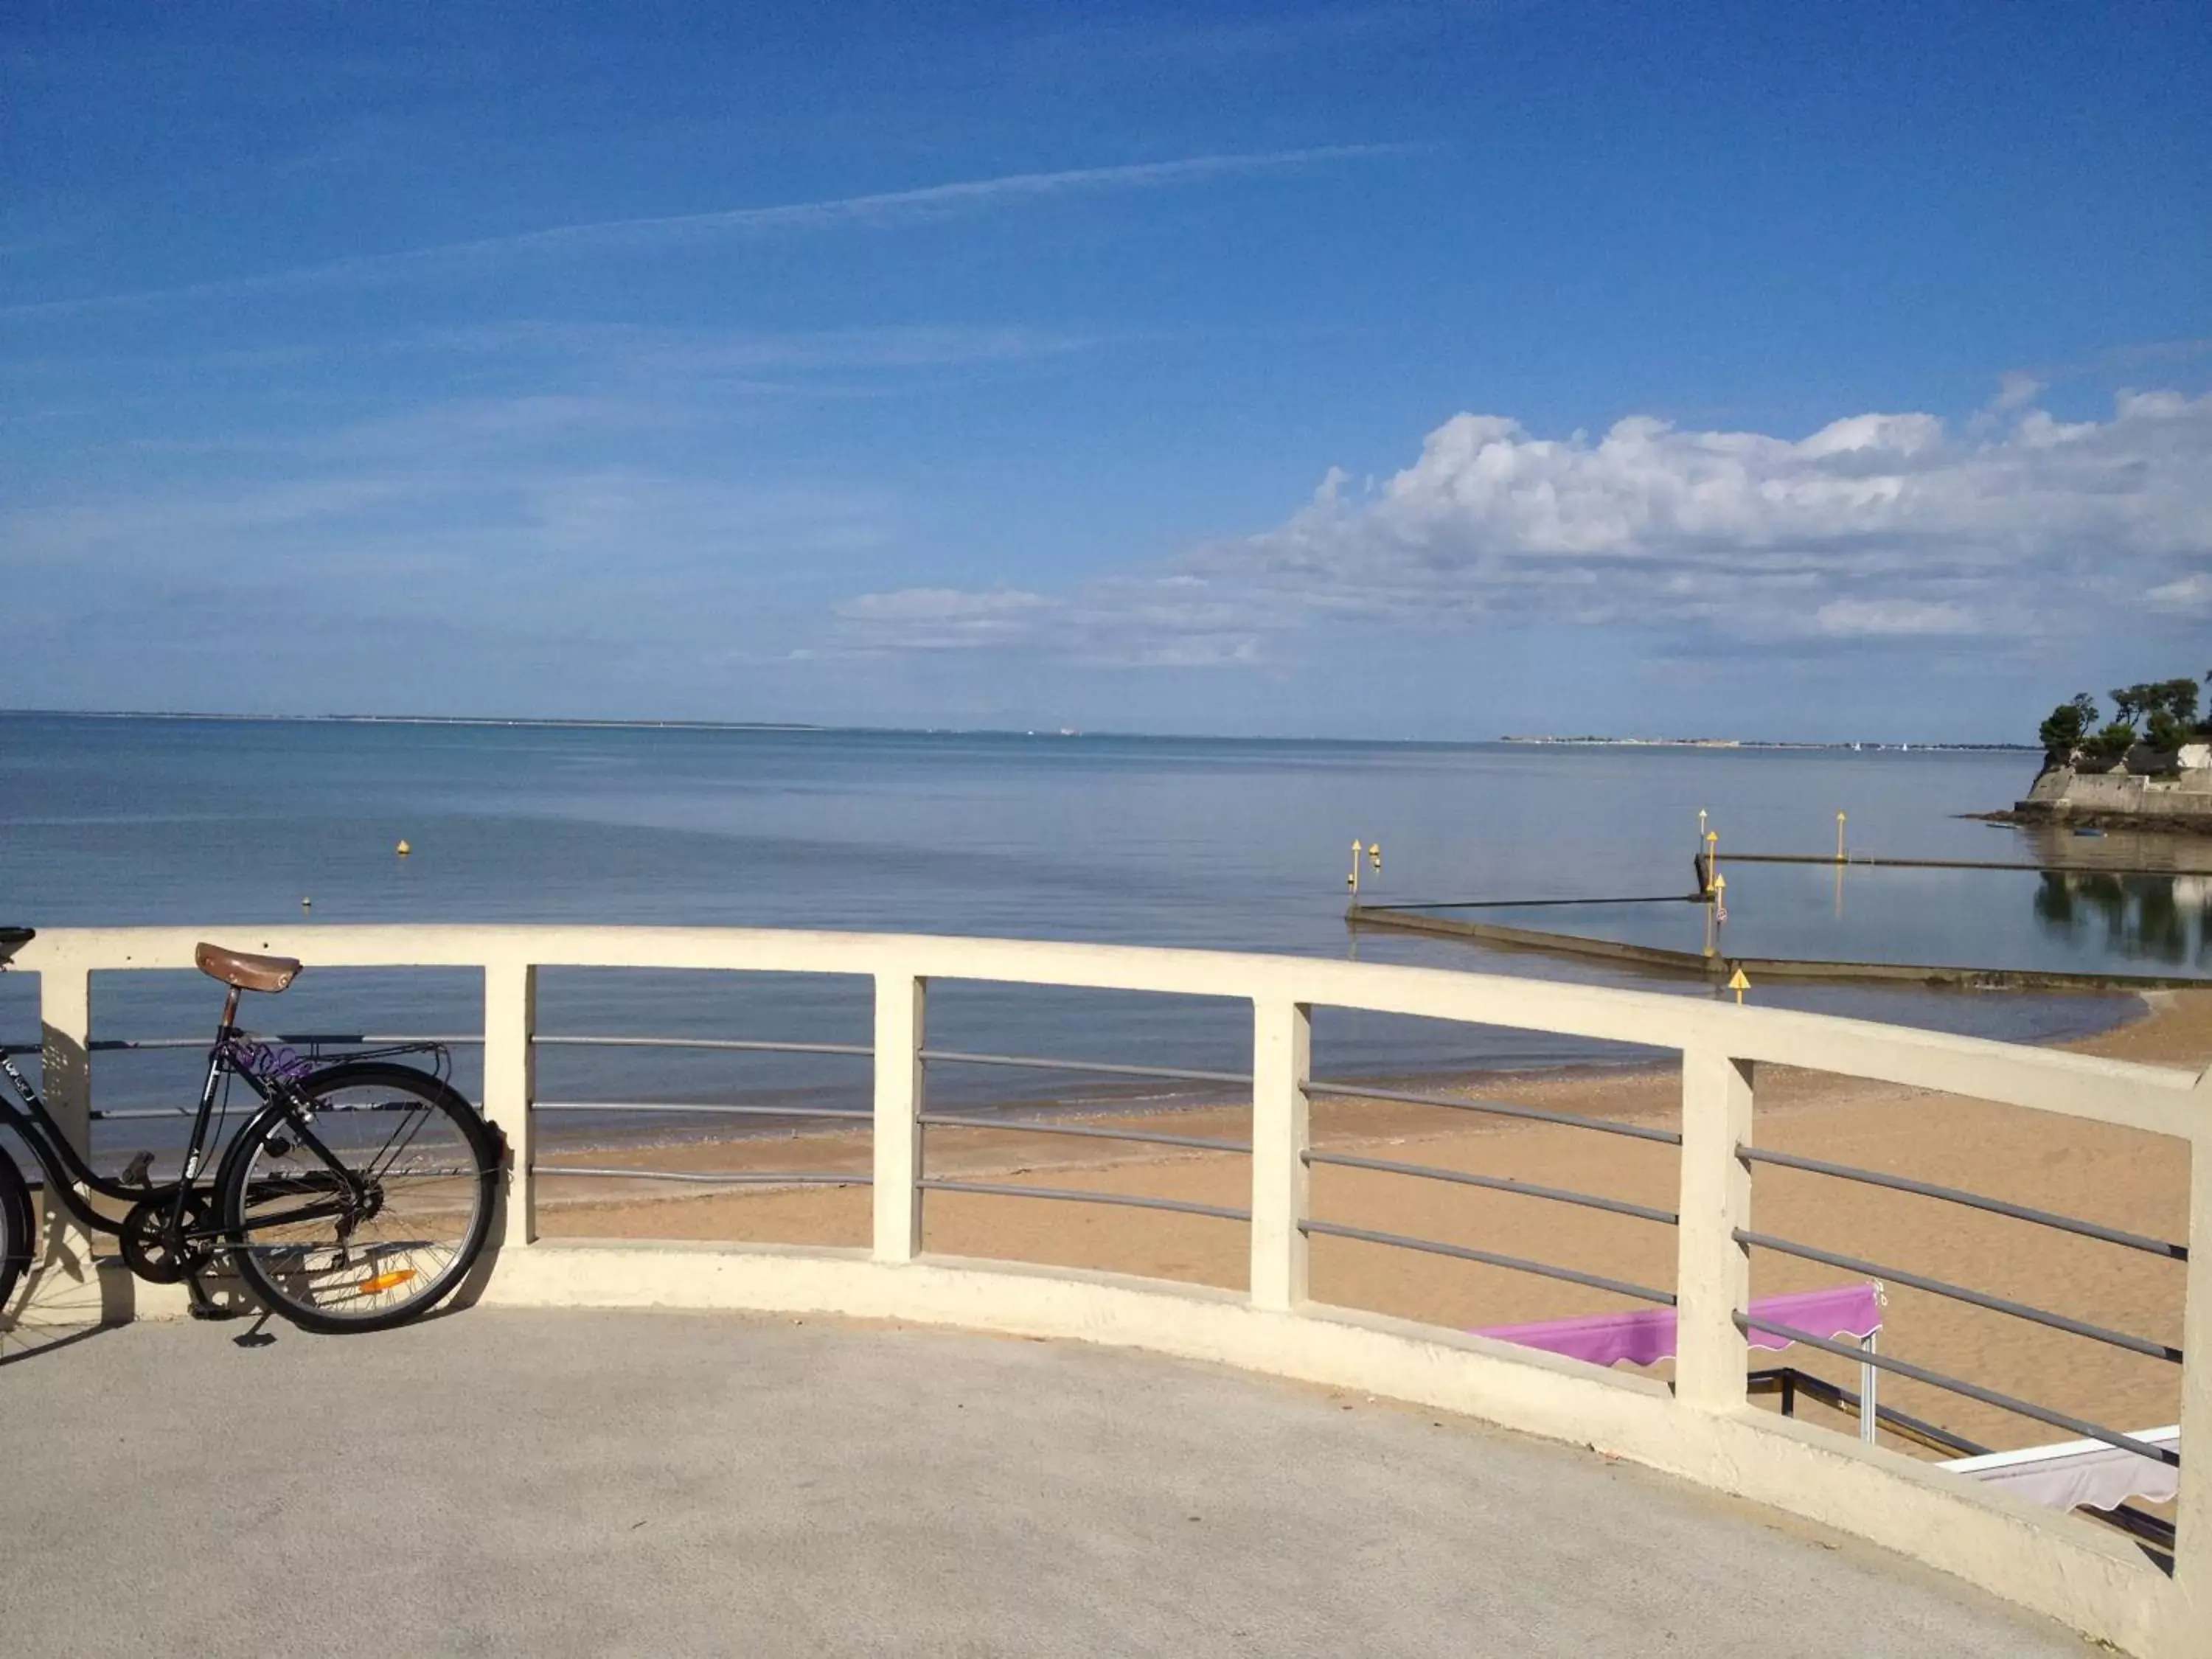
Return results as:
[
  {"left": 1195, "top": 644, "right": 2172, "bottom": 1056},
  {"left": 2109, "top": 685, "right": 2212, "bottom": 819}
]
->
[{"left": 1970, "top": 805, "right": 2212, "bottom": 838}]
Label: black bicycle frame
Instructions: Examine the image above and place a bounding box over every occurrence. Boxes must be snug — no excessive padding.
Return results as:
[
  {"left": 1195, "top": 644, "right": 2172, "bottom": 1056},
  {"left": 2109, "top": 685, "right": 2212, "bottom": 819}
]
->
[{"left": 0, "top": 981, "right": 295, "bottom": 1237}]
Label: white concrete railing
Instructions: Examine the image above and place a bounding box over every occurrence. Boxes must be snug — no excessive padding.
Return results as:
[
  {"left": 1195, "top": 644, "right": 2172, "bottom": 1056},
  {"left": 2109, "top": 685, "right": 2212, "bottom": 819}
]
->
[{"left": 9, "top": 924, "right": 2211, "bottom": 1657}]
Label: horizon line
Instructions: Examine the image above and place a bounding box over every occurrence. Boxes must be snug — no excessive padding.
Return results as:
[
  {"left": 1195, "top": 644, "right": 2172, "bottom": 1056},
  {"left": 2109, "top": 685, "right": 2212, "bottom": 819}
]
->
[{"left": 0, "top": 707, "right": 2037, "bottom": 749}]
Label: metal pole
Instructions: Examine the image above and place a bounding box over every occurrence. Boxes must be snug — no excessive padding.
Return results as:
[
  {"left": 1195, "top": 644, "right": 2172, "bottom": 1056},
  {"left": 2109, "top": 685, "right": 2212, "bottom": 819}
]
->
[{"left": 1861, "top": 1329, "right": 1879, "bottom": 1445}]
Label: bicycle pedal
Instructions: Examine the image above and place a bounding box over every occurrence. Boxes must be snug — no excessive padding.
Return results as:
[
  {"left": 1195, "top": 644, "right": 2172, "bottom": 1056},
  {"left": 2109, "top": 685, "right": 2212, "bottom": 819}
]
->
[{"left": 185, "top": 1279, "right": 240, "bottom": 1321}]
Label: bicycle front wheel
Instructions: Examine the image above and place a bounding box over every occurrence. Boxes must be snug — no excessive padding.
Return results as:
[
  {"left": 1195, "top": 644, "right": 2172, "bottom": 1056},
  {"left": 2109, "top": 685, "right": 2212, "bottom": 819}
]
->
[{"left": 218, "top": 1062, "right": 501, "bottom": 1334}]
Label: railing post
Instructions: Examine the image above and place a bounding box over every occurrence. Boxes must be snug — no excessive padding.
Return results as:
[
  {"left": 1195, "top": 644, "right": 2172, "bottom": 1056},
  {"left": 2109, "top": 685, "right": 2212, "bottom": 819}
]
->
[
  {"left": 484, "top": 960, "right": 538, "bottom": 1252},
  {"left": 1249, "top": 997, "right": 1311, "bottom": 1312},
  {"left": 1674, "top": 1046, "right": 1755, "bottom": 1413},
  {"left": 872, "top": 972, "right": 925, "bottom": 1264},
  {"left": 34, "top": 959, "right": 97, "bottom": 1282},
  {"left": 2171, "top": 1122, "right": 2212, "bottom": 1640},
  {"left": 37, "top": 961, "right": 92, "bottom": 1166}
]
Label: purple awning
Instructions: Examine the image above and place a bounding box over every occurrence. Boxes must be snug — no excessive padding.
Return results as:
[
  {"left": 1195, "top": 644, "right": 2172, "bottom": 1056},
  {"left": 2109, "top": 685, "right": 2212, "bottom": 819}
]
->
[{"left": 1474, "top": 1281, "right": 1882, "bottom": 1370}]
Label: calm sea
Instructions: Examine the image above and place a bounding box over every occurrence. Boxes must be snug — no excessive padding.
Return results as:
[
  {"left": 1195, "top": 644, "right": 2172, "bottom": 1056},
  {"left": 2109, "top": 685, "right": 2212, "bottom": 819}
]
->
[{"left": 3, "top": 714, "right": 2205, "bottom": 1157}]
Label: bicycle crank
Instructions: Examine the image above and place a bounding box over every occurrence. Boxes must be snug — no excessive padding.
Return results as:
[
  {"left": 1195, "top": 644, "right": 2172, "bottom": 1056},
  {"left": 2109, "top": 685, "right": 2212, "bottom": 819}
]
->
[{"left": 119, "top": 1193, "right": 219, "bottom": 1284}]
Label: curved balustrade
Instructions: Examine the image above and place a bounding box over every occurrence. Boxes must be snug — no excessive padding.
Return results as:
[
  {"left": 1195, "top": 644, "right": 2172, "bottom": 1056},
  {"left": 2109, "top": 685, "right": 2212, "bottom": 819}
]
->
[{"left": 5, "top": 924, "right": 2209, "bottom": 1658}]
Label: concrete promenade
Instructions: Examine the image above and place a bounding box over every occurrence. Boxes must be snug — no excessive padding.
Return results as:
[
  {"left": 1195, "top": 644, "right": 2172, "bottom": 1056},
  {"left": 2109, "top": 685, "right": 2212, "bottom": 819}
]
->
[{"left": 1, "top": 1309, "right": 2093, "bottom": 1657}]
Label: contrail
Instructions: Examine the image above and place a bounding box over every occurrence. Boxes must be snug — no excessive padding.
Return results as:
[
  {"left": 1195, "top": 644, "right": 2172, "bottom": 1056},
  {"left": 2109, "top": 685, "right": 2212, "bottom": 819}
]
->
[{"left": 2, "top": 145, "right": 1411, "bottom": 319}]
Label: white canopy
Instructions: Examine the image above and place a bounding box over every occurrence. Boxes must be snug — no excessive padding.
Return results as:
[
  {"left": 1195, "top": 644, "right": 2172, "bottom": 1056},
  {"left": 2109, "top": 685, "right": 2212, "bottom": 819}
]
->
[{"left": 1941, "top": 1426, "right": 2179, "bottom": 1514}]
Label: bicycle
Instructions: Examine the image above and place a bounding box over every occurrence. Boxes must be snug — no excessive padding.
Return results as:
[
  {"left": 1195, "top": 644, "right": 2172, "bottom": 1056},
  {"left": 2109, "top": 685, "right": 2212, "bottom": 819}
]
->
[{"left": 0, "top": 928, "right": 502, "bottom": 1335}]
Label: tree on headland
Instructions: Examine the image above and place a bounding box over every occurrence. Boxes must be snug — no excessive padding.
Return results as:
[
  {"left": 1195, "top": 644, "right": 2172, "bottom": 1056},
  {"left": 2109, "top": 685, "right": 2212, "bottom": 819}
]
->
[
  {"left": 2115, "top": 678, "right": 2203, "bottom": 752},
  {"left": 2037, "top": 693, "right": 2099, "bottom": 756},
  {"left": 2082, "top": 720, "right": 2140, "bottom": 762},
  {"left": 2140, "top": 678, "right": 2201, "bottom": 751},
  {"left": 2038, "top": 674, "right": 2211, "bottom": 762}
]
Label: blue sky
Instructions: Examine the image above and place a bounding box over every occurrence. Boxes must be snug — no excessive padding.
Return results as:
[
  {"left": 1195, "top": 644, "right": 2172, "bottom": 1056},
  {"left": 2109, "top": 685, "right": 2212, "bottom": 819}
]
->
[{"left": 4, "top": 1, "right": 2208, "bottom": 740}]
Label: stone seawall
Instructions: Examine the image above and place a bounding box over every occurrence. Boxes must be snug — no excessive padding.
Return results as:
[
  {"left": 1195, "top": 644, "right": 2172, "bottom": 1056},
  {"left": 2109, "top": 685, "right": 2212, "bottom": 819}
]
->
[{"left": 1997, "top": 762, "right": 2212, "bottom": 832}]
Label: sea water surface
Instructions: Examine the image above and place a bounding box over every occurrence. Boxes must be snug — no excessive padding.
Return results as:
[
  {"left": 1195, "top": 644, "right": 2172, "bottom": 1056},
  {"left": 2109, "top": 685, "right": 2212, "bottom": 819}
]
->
[{"left": 2, "top": 715, "right": 2205, "bottom": 1158}]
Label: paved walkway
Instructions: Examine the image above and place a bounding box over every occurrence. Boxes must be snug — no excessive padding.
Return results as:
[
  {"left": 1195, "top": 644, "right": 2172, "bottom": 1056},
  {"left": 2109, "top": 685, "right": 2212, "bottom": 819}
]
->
[{"left": 2, "top": 1310, "right": 2090, "bottom": 1657}]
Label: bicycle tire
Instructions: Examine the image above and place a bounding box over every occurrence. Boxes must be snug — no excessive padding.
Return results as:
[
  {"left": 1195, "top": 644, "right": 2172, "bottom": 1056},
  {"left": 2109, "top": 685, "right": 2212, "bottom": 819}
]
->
[
  {"left": 0, "top": 1152, "right": 32, "bottom": 1316},
  {"left": 218, "top": 1061, "right": 501, "bottom": 1335}
]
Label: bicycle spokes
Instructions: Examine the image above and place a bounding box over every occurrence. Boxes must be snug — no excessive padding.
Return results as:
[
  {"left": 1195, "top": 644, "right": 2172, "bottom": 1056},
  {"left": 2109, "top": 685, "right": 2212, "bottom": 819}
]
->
[{"left": 223, "top": 1066, "right": 497, "bottom": 1332}]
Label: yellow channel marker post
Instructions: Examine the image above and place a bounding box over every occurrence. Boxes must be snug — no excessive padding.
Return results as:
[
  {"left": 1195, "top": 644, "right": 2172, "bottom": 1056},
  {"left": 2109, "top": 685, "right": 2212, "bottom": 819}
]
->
[{"left": 1728, "top": 966, "right": 1750, "bottom": 1005}]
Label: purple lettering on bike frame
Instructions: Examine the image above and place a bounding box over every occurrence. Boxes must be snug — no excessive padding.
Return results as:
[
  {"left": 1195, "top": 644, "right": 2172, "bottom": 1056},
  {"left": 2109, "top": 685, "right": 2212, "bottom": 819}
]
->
[{"left": 221, "top": 1037, "right": 314, "bottom": 1085}]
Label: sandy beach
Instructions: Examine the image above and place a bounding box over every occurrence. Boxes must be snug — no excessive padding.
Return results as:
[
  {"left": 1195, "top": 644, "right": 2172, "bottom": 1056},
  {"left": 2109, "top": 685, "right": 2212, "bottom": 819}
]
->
[{"left": 534, "top": 989, "right": 2206, "bottom": 1462}]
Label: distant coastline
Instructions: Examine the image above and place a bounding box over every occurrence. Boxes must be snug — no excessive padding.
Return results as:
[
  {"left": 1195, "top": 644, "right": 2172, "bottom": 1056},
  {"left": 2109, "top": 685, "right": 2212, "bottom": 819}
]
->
[
  {"left": 0, "top": 708, "right": 825, "bottom": 734},
  {"left": 1, "top": 709, "right": 2042, "bottom": 750},
  {"left": 1498, "top": 735, "right": 2037, "bottom": 752}
]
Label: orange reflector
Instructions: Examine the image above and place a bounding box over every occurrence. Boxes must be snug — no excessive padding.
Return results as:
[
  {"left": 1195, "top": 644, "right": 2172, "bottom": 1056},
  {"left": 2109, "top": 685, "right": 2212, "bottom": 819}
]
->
[{"left": 356, "top": 1269, "right": 417, "bottom": 1295}]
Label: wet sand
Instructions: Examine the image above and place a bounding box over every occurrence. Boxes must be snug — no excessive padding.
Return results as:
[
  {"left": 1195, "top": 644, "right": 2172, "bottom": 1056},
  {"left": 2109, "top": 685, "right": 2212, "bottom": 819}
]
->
[{"left": 534, "top": 991, "right": 2207, "bottom": 1459}]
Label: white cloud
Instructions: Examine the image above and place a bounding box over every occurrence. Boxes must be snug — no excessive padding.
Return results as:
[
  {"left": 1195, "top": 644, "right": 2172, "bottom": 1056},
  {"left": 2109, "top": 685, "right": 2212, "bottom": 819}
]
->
[
  {"left": 1814, "top": 598, "right": 1975, "bottom": 637},
  {"left": 2149, "top": 572, "right": 2212, "bottom": 611},
  {"left": 1992, "top": 370, "right": 2044, "bottom": 411},
  {"left": 829, "top": 388, "right": 2212, "bottom": 664},
  {"left": 831, "top": 588, "right": 1060, "bottom": 651}
]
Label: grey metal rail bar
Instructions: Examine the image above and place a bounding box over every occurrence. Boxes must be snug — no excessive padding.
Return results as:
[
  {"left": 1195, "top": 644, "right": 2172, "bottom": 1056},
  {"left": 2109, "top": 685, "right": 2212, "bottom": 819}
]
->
[
  {"left": 918, "top": 1178, "right": 1251, "bottom": 1223},
  {"left": 21, "top": 1035, "right": 1247, "bottom": 1091},
  {"left": 86, "top": 1099, "right": 875, "bottom": 1124},
  {"left": 1736, "top": 1228, "right": 2182, "bottom": 1363},
  {"left": 1739, "top": 1144, "right": 2186, "bottom": 1260},
  {"left": 537, "top": 1035, "right": 872, "bottom": 1057},
  {"left": 919, "top": 1112, "right": 1251, "bottom": 1154},
  {"left": 920, "top": 1048, "right": 1253, "bottom": 1087},
  {"left": 531, "top": 1166, "right": 869, "bottom": 1186},
  {"left": 2093, "top": 1503, "right": 2178, "bottom": 1564},
  {"left": 533, "top": 1101, "right": 871, "bottom": 1121},
  {"left": 1360, "top": 895, "right": 1697, "bottom": 911},
  {"left": 1306, "top": 1078, "right": 1683, "bottom": 1146},
  {"left": 12, "top": 1033, "right": 865, "bottom": 1057},
  {"left": 82, "top": 1034, "right": 483, "bottom": 1051},
  {"left": 1301, "top": 1218, "right": 1677, "bottom": 1307},
  {"left": 1305, "top": 1148, "right": 1678, "bottom": 1225},
  {"left": 1737, "top": 1314, "right": 2183, "bottom": 1468}
]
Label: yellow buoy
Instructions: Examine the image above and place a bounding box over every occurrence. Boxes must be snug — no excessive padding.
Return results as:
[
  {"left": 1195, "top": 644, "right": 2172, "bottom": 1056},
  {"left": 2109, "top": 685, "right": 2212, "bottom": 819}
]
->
[{"left": 395, "top": 839, "right": 411, "bottom": 857}]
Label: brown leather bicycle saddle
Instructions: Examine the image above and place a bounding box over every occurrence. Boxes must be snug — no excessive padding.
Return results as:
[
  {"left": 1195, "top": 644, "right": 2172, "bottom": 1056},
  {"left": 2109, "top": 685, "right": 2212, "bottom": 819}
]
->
[{"left": 195, "top": 942, "right": 302, "bottom": 995}]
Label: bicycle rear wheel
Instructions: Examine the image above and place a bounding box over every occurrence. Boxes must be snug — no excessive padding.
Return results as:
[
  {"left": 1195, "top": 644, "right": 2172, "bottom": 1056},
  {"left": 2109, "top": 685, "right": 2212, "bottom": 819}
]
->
[{"left": 218, "top": 1061, "right": 501, "bottom": 1334}]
